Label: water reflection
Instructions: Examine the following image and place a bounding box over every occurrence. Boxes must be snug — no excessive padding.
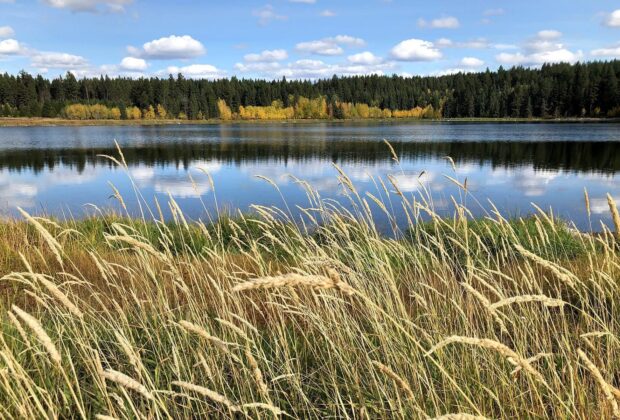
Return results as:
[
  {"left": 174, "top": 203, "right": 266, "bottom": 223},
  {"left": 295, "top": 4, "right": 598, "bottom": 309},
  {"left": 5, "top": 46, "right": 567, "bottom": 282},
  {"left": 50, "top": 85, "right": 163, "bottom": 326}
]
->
[
  {"left": 0, "top": 140, "right": 619, "bottom": 174},
  {"left": 0, "top": 122, "right": 617, "bottom": 231}
]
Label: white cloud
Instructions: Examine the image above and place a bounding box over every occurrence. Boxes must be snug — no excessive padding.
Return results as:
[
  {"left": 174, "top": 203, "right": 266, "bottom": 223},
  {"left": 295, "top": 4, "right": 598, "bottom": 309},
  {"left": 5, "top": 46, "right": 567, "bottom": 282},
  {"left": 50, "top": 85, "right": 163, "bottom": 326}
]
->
[
  {"left": 244, "top": 49, "right": 288, "bottom": 63},
  {"left": 591, "top": 43, "right": 620, "bottom": 58},
  {"left": 390, "top": 39, "right": 442, "bottom": 61},
  {"left": 392, "top": 171, "right": 435, "bottom": 192},
  {"left": 418, "top": 16, "right": 460, "bottom": 29},
  {"left": 320, "top": 9, "right": 336, "bottom": 17},
  {"left": 536, "top": 29, "right": 561, "bottom": 41},
  {"left": 252, "top": 58, "right": 396, "bottom": 80},
  {"left": 590, "top": 196, "right": 620, "bottom": 215},
  {"left": 604, "top": 9, "right": 620, "bottom": 27},
  {"left": 0, "top": 38, "right": 22, "bottom": 55},
  {"left": 436, "top": 37, "right": 489, "bottom": 49},
  {"left": 165, "top": 64, "right": 226, "bottom": 79},
  {"left": 295, "top": 35, "right": 365, "bottom": 56},
  {"left": 347, "top": 51, "right": 382, "bottom": 65},
  {"left": 42, "top": 0, "right": 132, "bottom": 13},
  {"left": 0, "top": 26, "right": 14, "bottom": 39},
  {"left": 234, "top": 61, "right": 282, "bottom": 73},
  {"left": 460, "top": 56, "right": 484, "bottom": 67},
  {"left": 296, "top": 40, "right": 343, "bottom": 56},
  {"left": 431, "top": 68, "right": 472, "bottom": 76},
  {"left": 137, "top": 35, "right": 205, "bottom": 60},
  {"left": 120, "top": 56, "right": 147, "bottom": 71},
  {"left": 30, "top": 52, "right": 89, "bottom": 70},
  {"left": 436, "top": 38, "right": 453, "bottom": 48},
  {"left": 253, "top": 5, "right": 287, "bottom": 26},
  {"left": 331, "top": 35, "right": 365, "bottom": 47},
  {"left": 494, "top": 43, "right": 519, "bottom": 50},
  {"left": 495, "top": 30, "right": 582, "bottom": 66}
]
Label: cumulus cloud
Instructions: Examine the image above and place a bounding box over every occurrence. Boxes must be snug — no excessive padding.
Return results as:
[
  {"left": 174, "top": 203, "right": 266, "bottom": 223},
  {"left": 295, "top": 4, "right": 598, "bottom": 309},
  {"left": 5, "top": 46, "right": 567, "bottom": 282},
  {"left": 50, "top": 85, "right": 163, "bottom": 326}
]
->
[
  {"left": 320, "top": 10, "right": 336, "bottom": 17},
  {"left": 390, "top": 39, "right": 442, "bottom": 61},
  {"left": 347, "top": 51, "right": 382, "bottom": 65},
  {"left": 234, "top": 61, "right": 283, "bottom": 73},
  {"left": 244, "top": 49, "right": 288, "bottom": 63},
  {"left": 0, "top": 26, "right": 14, "bottom": 39},
  {"left": 591, "top": 43, "right": 620, "bottom": 58},
  {"left": 165, "top": 64, "right": 226, "bottom": 79},
  {"left": 460, "top": 56, "right": 484, "bottom": 67},
  {"left": 42, "top": 0, "right": 132, "bottom": 13},
  {"left": 295, "top": 35, "right": 365, "bottom": 56},
  {"left": 120, "top": 56, "right": 147, "bottom": 71},
  {"left": 604, "top": 9, "right": 620, "bottom": 27},
  {"left": 418, "top": 16, "right": 460, "bottom": 29},
  {"left": 30, "top": 52, "right": 89, "bottom": 71},
  {"left": 0, "top": 38, "right": 22, "bottom": 56},
  {"left": 235, "top": 49, "right": 289, "bottom": 73},
  {"left": 495, "top": 30, "right": 582, "bottom": 66},
  {"left": 130, "top": 35, "right": 205, "bottom": 60},
  {"left": 253, "top": 5, "right": 287, "bottom": 26},
  {"left": 296, "top": 40, "right": 343, "bottom": 56}
]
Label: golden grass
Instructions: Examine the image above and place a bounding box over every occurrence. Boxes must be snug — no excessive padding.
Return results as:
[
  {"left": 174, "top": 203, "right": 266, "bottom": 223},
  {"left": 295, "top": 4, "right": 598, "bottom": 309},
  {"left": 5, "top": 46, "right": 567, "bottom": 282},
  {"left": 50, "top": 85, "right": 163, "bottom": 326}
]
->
[{"left": 0, "top": 154, "right": 619, "bottom": 418}]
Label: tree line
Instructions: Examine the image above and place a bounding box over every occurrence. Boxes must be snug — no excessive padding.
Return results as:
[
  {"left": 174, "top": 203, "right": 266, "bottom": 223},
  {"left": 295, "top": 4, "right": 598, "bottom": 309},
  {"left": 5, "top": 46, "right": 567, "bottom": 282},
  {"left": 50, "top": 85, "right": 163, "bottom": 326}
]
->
[{"left": 0, "top": 60, "right": 618, "bottom": 120}]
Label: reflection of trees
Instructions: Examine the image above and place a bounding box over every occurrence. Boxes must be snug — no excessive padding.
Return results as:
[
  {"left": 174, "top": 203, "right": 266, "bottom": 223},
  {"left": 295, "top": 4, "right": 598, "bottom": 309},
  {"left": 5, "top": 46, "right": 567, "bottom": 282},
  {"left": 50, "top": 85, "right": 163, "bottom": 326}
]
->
[{"left": 0, "top": 141, "right": 619, "bottom": 174}]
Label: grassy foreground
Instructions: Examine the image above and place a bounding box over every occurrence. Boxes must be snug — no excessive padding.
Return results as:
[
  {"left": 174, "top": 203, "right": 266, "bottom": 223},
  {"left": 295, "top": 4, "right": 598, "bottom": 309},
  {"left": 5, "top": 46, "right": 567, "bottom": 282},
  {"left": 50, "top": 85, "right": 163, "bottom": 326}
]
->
[{"left": 1, "top": 159, "right": 620, "bottom": 418}]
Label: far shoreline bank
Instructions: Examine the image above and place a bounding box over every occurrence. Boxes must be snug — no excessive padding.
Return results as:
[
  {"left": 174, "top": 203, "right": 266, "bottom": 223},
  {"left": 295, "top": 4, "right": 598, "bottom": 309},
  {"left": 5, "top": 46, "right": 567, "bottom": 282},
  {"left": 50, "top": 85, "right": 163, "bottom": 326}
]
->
[{"left": 0, "top": 116, "right": 618, "bottom": 127}]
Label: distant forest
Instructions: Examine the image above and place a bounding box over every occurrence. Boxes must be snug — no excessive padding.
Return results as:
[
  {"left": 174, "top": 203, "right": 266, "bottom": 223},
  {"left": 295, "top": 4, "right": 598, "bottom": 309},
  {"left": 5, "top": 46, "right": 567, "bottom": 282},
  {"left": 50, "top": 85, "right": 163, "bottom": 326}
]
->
[{"left": 0, "top": 60, "right": 619, "bottom": 120}]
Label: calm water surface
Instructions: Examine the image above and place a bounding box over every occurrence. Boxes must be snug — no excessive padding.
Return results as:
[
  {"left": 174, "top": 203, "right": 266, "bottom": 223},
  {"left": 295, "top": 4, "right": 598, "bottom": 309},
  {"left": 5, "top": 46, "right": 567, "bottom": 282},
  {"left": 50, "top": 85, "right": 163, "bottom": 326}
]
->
[{"left": 0, "top": 121, "right": 618, "bottom": 231}]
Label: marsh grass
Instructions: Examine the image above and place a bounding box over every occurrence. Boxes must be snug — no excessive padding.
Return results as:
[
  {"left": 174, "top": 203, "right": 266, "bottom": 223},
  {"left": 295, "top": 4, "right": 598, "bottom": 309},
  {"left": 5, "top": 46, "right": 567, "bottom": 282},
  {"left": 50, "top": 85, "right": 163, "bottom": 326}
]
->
[{"left": 0, "top": 146, "right": 619, "bottom": 418}]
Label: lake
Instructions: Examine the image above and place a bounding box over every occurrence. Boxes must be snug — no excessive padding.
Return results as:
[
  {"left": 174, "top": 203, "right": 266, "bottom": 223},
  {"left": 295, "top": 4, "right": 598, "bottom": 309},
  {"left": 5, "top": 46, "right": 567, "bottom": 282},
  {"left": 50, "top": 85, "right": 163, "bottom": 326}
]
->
[{"left": 0, "top": 121, "right": 618, "bottom": 232}]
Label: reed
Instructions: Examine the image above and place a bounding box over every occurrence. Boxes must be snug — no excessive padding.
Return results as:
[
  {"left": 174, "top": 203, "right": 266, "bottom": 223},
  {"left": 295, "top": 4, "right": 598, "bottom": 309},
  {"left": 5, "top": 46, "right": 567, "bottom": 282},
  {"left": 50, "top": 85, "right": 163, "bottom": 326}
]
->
[
  {"left": 608, "top": 194, "right": 620, "bottom": 237},
  {"left": 101, "top": 368, "right": 153, "bottom": 400},
  {"left": 232, "top": 271, "right": 355, "bottom": 295},
  {"left": 11, "top": 305, "right": 61, "bottom": 366}
]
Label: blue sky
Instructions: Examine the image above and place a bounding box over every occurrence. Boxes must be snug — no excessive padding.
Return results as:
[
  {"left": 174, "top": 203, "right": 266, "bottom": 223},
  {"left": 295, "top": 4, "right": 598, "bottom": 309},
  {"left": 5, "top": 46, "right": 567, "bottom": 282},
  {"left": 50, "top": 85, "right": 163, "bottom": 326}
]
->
[{"left": 1, "top": 0, "right": 620, "bottom": 79}]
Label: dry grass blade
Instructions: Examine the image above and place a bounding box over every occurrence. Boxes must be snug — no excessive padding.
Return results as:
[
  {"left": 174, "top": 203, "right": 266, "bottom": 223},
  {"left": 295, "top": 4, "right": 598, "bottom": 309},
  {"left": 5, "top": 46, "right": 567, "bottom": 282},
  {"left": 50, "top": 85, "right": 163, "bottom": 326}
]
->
[
  {"left": 178, "top": 320, "right": 237, "bottom": 353},
  {"left": 172, "top": 381, "right": 239, "bottom": 412},
  {"left": 514, "top": 244, "right": 577, "bottom": 288},
  {"left": 37, "top": 277, "right": 84, "bottom": 319},
  {"left": 11, "top": 305, "right": 61, "bottom": 366},
  {"left": 245, "top": 347, "right": 269, "bottom": 396},
  {"left": 233, "top": 271, "right": 355, "bottom": 296},
  {"left": 488, "top": 295, "right": 566, "bottom": 311},
  {"left": 17, "top": 208, "right": 63, "bottom": 266},
  {"left": 431, "top": 415, "right": 491, "bottom": 420},
  {"left": 426, "top": 336, "right": 546, "bottom": 384},
  {"left": 241, "top": 402, "right": 286, "bottom": 416},
  {"left": 101, "top": 369, "right": 152, "bottom": 400},
  {"left": 608, "top": 194, "right": 620, "bottom": 237},
  {"left": 510, "top": 353, "right": 553, "bottom": 376},
  {"left": 371, "top": 360, "right": 415, "bottom": 400},
  {"left": 577, "top": 349, "right": 620, "bottom": 418}
]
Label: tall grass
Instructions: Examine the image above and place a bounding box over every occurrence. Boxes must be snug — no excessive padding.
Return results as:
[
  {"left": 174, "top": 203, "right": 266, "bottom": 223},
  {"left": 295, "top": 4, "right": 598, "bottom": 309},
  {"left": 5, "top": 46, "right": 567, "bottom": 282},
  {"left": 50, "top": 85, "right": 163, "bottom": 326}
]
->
[{"left": 0, "top": 148, "right": 619, "bottom": 418}]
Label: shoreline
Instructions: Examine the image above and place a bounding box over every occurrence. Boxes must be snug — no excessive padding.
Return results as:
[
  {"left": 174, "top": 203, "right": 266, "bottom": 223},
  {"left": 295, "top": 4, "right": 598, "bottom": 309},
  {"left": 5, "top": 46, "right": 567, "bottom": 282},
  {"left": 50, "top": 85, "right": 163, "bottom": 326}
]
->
[{"left": 0, "top": 116, "right": 618, "bottom": 127}]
